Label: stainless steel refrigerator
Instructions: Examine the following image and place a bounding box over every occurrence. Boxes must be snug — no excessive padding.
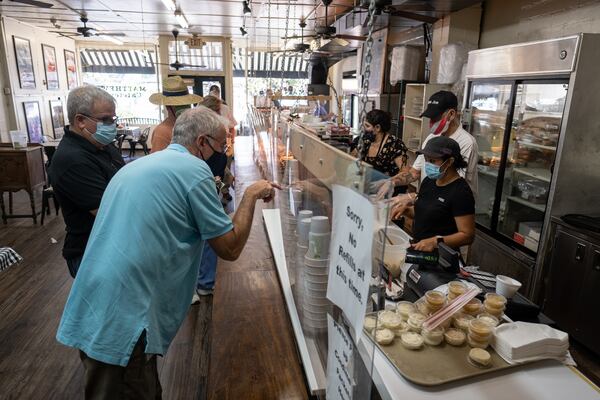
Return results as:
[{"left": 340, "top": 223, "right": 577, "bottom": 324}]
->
[{"left": 463, "top": 34, "right": 600, "bottom": 301}]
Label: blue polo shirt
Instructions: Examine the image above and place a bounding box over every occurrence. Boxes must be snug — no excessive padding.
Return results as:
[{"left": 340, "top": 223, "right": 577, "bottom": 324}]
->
[{"left": 56, "top": 144, "right": 233, "bottom": 366}]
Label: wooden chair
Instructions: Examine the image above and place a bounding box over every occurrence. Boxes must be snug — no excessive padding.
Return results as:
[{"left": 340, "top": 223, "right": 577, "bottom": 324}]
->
[
  {"left": 127, "top": 127, "right": 150, "bottom": 157},
  {"left": 41, "top": 186, "right": 59, "bottom": 225}
]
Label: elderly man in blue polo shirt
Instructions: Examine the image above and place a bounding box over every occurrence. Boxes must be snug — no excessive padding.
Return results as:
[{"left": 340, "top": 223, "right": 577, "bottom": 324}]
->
[{"left": 56, "top": 106, "right": 278, "bottom": 399}]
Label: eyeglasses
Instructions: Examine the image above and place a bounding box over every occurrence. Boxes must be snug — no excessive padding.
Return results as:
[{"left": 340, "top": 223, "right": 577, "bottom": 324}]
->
[
  {"left": 206, "top": 136, "right": 229, "bottom": 154},
  {"left": 80, "top": 114, "right": 119, "bottom": 126}
]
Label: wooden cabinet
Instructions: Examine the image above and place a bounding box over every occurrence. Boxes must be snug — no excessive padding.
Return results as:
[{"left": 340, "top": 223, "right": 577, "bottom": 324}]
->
[{"left": 0, "top": 145, "right": 46, "bottom": 224}]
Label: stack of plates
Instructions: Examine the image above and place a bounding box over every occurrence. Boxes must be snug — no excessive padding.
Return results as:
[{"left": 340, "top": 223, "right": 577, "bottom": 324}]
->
[
  {"left": 492, "top": 322, "right": 569, "bottom": 364},
  {"left": 302, "top": 255, "right": 329, "bottom": 331}
]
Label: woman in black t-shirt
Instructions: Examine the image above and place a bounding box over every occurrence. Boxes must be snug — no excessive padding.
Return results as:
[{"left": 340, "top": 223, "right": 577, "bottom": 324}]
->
[{"left": 390, "top": 136, "right": 475, "bottom": 252}]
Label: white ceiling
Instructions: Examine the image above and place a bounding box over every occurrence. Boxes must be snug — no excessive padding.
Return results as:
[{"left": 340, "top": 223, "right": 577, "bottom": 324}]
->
[{"left": 0, "top": 0, "right": 349, "bottom": 47}]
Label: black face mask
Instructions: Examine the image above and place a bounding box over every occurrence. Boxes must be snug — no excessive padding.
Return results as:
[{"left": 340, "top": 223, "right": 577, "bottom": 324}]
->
[
  {"left": 363, "top": 130, "right": 375, "bottom": 142},
  {"left": 199, "top": 137, "right": 226, "bottom": 168}
]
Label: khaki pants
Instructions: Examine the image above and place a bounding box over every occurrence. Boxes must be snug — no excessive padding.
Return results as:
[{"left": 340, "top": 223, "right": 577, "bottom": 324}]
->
[{"left": 79, "top": 334, "right": 162, "bottom": 400}]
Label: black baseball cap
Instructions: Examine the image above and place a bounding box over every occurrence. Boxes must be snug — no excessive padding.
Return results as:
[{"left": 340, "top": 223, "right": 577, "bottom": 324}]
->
[
  {"left": 417, "top": 135, "right": 462, "bottom": 163},
  {"left": 420, "top": 90, "right": 458, "bottom": 119}
]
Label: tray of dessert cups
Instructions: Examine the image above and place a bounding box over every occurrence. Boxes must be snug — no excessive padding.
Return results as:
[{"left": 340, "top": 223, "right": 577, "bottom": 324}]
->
[{"left": 362, "top": 283, "right": 542, "bottom": 386}]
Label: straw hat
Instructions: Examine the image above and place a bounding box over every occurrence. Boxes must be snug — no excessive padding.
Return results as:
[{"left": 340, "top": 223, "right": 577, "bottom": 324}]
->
[{"left": 149, "top": 76, "right": 202, "bottom": 106}]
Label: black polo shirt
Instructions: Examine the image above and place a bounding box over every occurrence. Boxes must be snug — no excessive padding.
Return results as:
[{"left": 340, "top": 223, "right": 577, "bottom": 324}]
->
[
  {"left": 412, "top": 177, "right": 475, "bottom": 243},
  {"left": 48, "top": 126, "right": 125, "bottom": 259}
]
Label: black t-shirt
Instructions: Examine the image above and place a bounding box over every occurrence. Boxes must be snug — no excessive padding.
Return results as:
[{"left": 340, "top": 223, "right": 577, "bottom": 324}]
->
[
  {"left": 48, "top": 127, "right": 125, "bottom": 259},
  {"left": 412, "top": 177, "right": 475, "bottom": 243}
]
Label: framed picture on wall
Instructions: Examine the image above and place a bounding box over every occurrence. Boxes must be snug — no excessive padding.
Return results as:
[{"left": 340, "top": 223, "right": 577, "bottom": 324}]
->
[
  {"left": 13, "top": 36, "right": 36, "bottom": 89},
  {"left": 42, "top": 44, "right": 59, "bottom": 90},
  {"left": 64, "top": 49, "right": 78, "bottom": 89},
  {"left": 49, "top": 100, "right": 65, "bottom": 139},
  {"left": 23, "top": 101, "right": 43, "bottom": 143}
]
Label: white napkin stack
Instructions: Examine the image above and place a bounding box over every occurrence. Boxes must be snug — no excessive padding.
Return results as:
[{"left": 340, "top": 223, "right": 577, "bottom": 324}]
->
[{"left": 492, "top": 321, "right": 570, "bottom": 364}]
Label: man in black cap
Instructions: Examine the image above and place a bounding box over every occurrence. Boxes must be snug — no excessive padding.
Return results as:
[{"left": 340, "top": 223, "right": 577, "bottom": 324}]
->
[{"left": 383, "top": 90, "right": 478, "bottom": 201}]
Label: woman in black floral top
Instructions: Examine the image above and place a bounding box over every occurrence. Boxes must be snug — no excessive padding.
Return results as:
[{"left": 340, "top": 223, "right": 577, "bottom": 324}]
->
[{"left": 358, "top": 110, "right": 408, "bottom": 177}]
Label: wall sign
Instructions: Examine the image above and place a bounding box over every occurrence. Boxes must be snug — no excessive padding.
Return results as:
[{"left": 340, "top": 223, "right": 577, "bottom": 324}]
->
[
  {"left": 64, "top": 49, "right": 78, "bottom": 89},
  {"left": 326, "top": 184, "right": 374, "bottom": 338},
  {"left": 49, "top": 100, "right": 65, "bottom": 139},
  {"left": 42, "top": 44, "right": 59, "bottom": 90},
  {"left": 326, "top": 315, "right": 354, "bottom": 400},
  {"left": 13, "top": 36, "right": 36, "bottom": 89},
  {"left": 23, "top": 101, "right": 43, "bottom": 143}
]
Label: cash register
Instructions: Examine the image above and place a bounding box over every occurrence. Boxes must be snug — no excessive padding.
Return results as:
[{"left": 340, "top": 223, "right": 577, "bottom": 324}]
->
[{"left": 398, "top": 243, "right": 553, "bottom": 324}]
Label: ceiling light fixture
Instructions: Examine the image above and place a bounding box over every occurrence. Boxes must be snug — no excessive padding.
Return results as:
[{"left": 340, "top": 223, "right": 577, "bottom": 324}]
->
[
  {"left": 99, "top": 35, "right": 124, "bottom": 45},
  {"left": 174, "top": 10, "right": 189, "bottom": 29},
  {"left": 243, "top": 1, "right": 252, "bottom": 15},
  {"left": 160, "top": 0, "right": 176, "bottom": 11},
  {"left": 240, "top": 26, "right": 248, "bottom": 36}
]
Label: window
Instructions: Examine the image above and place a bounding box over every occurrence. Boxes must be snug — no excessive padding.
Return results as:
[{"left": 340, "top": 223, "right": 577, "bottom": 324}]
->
[
  {"left": 168, "top": 41, "right": 223, "bottom": 72},
  {"left": 80, "top": 48, "right": 160, "bottom": 120}
]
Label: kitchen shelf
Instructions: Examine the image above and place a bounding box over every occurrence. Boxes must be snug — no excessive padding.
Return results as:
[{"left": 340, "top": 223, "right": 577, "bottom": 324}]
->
[
  {"left": 513, "top": 167, "right": 552, "bottom": 183},
  {"left": 516, "top": 141, "right": 557, "bottom": 151},
  {"left": 507, "top": 195, "right": 546, "bottom": 212},
  {"left": 478, "top": 166, "right": 499, "bottom": 178},
  {"left": 521, "top": 110, "right": 564, "bottom": 118},
  {"left": 402, "top": 83, "right": 450, "bottom": 150}
]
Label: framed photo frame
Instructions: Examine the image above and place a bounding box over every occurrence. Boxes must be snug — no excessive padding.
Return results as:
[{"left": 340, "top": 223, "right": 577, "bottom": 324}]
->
[
  {"left": 64, "top": 49, "right": 78, "bottom": 89},
  {"left": 42, "top": 44, "right": 59, "bottom": 90},
  {"left": 13, "top": 36, "right": 36, "bottom": 89},
  {"left": 49, "top": 100, "right": 66, "bottom": 139},
  {"left": 23, "top": 101, "right": 43, "bottom": 143}
]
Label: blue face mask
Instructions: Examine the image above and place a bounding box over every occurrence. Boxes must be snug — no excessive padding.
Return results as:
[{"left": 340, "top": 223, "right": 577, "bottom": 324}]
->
[
  {"left": 92, "top": 122, "right": 117, "bottom": 145},
  {"left": 425, "top": 161, "right": 444, "bottom": 180}
]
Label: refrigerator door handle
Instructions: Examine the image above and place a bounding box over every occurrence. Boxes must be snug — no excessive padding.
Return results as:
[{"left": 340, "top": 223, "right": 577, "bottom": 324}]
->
[
  {"left": 575, "top": 242, "right": 586, "bottom": 262},
  {"left": 593, "top": 249, "right": 600, "bottom": 272}
]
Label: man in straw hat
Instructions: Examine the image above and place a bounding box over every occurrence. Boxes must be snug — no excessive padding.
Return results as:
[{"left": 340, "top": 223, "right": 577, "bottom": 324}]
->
[{"left": 150, "top": 76, "right": 202, "bottom": 153}]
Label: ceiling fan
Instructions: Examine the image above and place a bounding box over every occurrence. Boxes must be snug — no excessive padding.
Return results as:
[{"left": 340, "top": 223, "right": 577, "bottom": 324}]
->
[
  {"left": 50, "top": 14, "right": 126, "bottom": 39},
  {"left": 281, "top": 0, "right": 366, "bottom": 43},
  {"left": 153, "top": 29, "right": 207, "bottom": 70},
  {"left": 0, "top": 0, "right": 54, "bottom": 8},
  {"left": 355, "top": 0, "right": 438, "bottom": 23},
  {"left": 270, "top": 19, "right": 327, "bottom": 55}
]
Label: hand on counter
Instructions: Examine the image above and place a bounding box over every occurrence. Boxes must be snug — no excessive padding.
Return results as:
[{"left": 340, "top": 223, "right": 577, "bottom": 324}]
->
[
  {"left": 411, "top": 237, "right": 438, "bottom": 252},
  {"left": 249, "top": 180, "right": 281, "bottom": 203}
]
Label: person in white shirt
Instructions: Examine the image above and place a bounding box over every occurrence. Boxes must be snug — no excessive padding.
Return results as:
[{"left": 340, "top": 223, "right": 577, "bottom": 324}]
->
[{"left": 383, "top": 91, "right": 478, "bottom": 211}]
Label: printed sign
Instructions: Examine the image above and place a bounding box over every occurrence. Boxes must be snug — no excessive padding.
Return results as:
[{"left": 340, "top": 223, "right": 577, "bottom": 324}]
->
[
  {"left": 326, "top": 184, "right": 374, "bottom": 338},
  {"left": 326, "top": 315, "right": 354, "bottom": 400}
]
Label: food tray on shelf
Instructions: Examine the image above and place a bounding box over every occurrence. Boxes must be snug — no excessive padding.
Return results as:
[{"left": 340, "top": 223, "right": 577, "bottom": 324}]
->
[{"left": 363, "top": 312, "right": 540, "bottom": 386}]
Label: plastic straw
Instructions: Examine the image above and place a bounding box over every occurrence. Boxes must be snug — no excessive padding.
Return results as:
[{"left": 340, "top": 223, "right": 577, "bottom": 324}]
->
[{"left": 422, "top": 287, "right": 481, "bottom": 331}]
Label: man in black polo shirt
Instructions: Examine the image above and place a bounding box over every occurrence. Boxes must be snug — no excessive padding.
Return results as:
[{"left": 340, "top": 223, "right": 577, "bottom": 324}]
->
[{"left": 49, "top": 85, "right": 125, "bottom": 277}]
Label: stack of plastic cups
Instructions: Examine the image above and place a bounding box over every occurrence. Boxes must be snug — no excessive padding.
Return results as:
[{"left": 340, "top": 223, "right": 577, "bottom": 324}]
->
[
  {"left": 289, "top": 210, "right": 312, "bottom": 287},
  {"left": 295, "top": 217, "right": 312, "bottom": 318},
  {"left": 287, "top": 159, "right": 299, "bottom": 185},
  {"left": 282, "top": 188, "right": 302, "bottom": 239},
  {"left": 302, "top": 216, "right": 331, "bottom": 335}
]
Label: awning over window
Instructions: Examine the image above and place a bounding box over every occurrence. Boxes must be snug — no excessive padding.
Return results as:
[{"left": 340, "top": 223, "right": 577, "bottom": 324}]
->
[
  {"left": 232, "top": 48, "right": 308, "bottom": 79},
  {"left": 79, "top": 48, "right": 308, "bottom": 78},
  {"left": 80, "top": 49, "right": 157, "bottom": 74}
]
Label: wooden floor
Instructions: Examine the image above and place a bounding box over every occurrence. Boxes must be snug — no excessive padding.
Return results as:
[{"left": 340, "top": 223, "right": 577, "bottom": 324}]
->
[{"left": 0, "top": 138, "right": 308, "bottom": 399}]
